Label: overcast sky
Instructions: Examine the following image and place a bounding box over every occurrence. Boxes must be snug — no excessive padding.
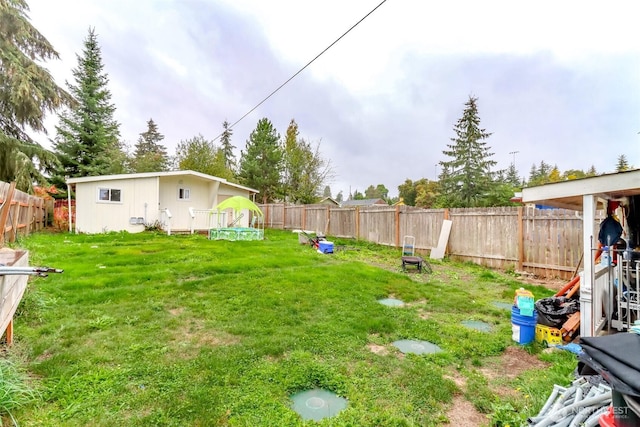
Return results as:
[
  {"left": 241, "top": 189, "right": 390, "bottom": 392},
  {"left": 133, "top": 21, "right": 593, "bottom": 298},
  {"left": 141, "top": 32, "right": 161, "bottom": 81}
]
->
[{"left": 27, "top": 0, "right": 640, "bottom": 198}]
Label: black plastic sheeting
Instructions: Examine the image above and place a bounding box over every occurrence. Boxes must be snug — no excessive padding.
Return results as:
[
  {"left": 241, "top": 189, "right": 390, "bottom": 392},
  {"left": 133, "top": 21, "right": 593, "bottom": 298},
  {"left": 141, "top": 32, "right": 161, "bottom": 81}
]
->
[
  {"left": 535, "top": 297, "right": 579, "bottom": 328},
  {"left": 579, "top": 333, "right": 640, "bottom": 397}
]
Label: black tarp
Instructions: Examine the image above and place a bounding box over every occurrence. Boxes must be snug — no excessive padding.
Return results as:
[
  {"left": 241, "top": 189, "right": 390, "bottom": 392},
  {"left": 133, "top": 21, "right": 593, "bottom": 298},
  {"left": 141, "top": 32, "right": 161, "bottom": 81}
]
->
[
  {"left": 535, "top": 297, "right": 579, "bottom": 328},
  {"left": 579, "top": 333, "right": 640, "bottom": 397}
]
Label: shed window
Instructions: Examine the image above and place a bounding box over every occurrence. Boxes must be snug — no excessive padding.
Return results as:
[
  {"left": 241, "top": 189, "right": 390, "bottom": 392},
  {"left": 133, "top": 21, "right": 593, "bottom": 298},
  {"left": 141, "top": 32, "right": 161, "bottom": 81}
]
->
[
  {"left": 98, "top": 188, "right": 121, "bottom": 202},
  {"left": 178, "top": 187, "right": 190, "bottom": 200}
]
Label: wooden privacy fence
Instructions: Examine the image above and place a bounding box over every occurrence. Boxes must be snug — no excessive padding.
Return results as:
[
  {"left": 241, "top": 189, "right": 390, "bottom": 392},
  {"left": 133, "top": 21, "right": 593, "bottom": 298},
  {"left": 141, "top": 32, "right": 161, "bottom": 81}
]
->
[
  {"left": 259, "top": 203, "right": 593, "bottom": 280},
  {"left": 0, "top": 182, "right": 48, "bottom": 247}
]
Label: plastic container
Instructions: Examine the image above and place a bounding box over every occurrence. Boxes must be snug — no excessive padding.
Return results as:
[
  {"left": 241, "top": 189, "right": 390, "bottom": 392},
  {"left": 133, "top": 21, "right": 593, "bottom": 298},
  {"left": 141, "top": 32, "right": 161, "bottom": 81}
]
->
[
  {"left": 601, "top": 247, "right": 611, "bottom": 266},
  {"left": 511, "top": 306, "right": 537, "bottom": 344},
  {"left": 514, "top": 288, "right": 534, "bottom": 317},
  {"left": 599, "top": 406, "right": 615, "bottom": 427},
  {"left": 318, "top": 241, "right": 334, "bottom": 254}
]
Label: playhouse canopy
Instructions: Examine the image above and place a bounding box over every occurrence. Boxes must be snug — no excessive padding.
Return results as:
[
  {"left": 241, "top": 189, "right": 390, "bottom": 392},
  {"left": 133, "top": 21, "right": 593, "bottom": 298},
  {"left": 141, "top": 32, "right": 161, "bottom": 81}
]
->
[{"left": 215, "top": 196, "right": 263, "bottom": 216}]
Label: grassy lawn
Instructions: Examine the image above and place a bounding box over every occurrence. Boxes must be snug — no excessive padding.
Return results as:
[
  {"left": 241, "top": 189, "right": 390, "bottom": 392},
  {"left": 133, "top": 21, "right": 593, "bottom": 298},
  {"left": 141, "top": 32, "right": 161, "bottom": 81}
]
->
[{"left": 5, "top": 229, "right": 577, "bottom": 426}]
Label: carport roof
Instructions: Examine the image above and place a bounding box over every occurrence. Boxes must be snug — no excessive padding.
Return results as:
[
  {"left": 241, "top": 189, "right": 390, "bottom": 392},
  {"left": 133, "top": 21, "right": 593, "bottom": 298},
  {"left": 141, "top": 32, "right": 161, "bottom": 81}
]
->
[{"left": 521, "top": 169, "right": 640, "bottom": 211}]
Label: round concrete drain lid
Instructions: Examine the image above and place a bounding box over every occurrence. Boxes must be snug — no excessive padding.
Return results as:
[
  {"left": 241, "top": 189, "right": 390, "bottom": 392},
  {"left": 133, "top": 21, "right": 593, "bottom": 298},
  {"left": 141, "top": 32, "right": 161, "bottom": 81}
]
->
[
  {"left": 290, "top": 388, "right": 348, "bottom": 421},
  {"left": 378, "top": 298, "right": 405, "bottom": 307},
  {"left": 392, "top": 339, "right": 442, "bottom": 355},
  {"left": 492, "top": 301, "right": 513, "bottom": 310},
  {"left": 462, "top": 320, "right": 492, "bottom": 332}
]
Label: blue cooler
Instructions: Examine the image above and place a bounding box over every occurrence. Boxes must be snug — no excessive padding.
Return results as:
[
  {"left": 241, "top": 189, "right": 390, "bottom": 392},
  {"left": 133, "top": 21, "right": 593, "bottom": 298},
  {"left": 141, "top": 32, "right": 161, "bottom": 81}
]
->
[{"left": 318, "top": 241, "right": 334, "bottom": 254}]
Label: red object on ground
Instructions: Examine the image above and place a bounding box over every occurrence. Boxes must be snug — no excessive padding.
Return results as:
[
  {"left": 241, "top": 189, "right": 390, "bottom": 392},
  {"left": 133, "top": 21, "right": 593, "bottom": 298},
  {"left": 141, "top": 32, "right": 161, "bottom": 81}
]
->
[{"left": 599, "top": 406, "right": 616, "bottom": 427}]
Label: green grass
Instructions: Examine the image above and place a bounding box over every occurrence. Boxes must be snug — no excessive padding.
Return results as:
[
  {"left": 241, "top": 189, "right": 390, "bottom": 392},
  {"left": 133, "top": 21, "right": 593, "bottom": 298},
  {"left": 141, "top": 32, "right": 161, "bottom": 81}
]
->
[{"left": 4, "top": 229, "right": 576, "bottom": 426}]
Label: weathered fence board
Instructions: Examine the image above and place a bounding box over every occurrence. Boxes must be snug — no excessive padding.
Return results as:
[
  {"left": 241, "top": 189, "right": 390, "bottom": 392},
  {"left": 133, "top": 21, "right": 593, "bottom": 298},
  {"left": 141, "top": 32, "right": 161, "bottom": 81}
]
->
[{"left": 0, "top": 181, "right": 47, "bottom": 245}]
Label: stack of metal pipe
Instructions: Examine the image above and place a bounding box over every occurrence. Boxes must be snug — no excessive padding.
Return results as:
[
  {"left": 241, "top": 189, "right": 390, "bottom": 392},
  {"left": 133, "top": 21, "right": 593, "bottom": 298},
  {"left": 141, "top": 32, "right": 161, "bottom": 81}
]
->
[{"left": 528, "top": 377, "right": 611, "bottom": 427}]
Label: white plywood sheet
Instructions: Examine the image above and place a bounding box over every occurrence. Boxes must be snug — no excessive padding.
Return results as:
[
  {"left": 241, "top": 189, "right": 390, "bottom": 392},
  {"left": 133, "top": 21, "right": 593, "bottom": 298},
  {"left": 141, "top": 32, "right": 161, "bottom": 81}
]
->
[{"left": 430, "top": 219, "right": 452, "bottom": 260}]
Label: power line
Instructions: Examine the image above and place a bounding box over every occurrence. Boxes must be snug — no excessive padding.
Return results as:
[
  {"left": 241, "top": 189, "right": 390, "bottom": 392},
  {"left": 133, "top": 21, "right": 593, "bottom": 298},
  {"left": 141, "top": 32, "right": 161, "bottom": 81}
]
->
[{"left": 213, "top": 0, "right": 389, "bottom": 141}]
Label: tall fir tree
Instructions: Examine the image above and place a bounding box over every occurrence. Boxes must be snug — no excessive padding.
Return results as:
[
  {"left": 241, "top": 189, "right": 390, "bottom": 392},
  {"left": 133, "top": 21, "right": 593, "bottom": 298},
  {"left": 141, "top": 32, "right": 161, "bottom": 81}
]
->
[
  {"left": 323, "top": 186, "right": 332, "bottom": 198},
  {"left": 219, "top": 120, "right": 236, "bottom": 174},
  {"left": 238, "top": 118, "right": 283, "bottom": 203},
  {"left": 616, "top": 154, "right": 630, "bottom": 172},
  {"left": 52, "top": 28, "right": 124, "bottom": 188},
  {"left": 438, "top": 96, "right": 496, "bottom": 207},
  {"left": 131, "top": 118, "right": 169, "bottom": 172},
  {"left": 505, "top": 163, "right": 521, "bottom": 187},
  {"left": 528, "top": 160, "right": 552, "bottom": 186},
  {"left": 0, "top": 0, "right": 72, "bottom": 191}
]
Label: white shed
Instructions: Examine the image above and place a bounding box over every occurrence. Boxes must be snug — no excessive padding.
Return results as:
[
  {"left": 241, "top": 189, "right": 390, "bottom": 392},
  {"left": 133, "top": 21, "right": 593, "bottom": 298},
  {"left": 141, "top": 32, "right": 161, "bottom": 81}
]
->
[
  {"left": 522, "top": 169, "right": 640, "bottom": 337},
  {"left": 66, "top": 171, "right": 259, "bottom": 234}
]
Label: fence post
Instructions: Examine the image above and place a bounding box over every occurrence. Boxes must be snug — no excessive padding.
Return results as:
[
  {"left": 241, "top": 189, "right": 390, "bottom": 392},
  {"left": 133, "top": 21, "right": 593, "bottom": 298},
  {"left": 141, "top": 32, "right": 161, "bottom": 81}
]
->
[
  {"left": 26, "top": 198, "right": 34, "bottom": 236},
  {"left": 0, "top": 182, "right": 16, "bottom": 247},
  {"left": 265, "top": 204, "right": 270, "bottom": 228},
  {"left": 282, "top": 203, "right": 286, "bottom": 230},
  {"left": 302, "top": 205, "right": 306, "bottom": 230},
  {"left": 325, "top": 205, "right": 331, "bottom": 235},
  {"left": 355, "top": 207, "right": 360, "bottom": 239},
  {"left": 394, "top": 205, "right": 400, "bottom": 248},
  {"left": 518, "top": 206, "right": 524, "bottom": 271}
]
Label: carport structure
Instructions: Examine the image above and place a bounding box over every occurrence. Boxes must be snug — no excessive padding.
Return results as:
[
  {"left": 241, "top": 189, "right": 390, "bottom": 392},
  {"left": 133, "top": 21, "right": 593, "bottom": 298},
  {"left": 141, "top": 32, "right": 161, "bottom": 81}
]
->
[{"left": 522, "top": 169, "right": 640, "bottom": 337}]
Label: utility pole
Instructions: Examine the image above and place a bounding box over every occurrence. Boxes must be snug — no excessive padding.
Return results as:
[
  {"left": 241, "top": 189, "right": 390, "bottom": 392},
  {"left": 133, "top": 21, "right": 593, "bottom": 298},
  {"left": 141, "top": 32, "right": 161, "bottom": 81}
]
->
[
  {"left": 434, "top": 163, "right": 438, "bottom": 180},
  {"left": 509, "top": 151, "right": 519, "bottom": 167}
]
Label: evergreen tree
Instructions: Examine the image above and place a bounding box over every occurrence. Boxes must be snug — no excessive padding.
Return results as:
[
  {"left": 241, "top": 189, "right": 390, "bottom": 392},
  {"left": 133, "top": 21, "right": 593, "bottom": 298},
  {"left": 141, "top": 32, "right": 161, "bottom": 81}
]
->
[
  {"left": 52, "top": 28, "right": 124, "bottom": 187},
  {"left": 505, "top": 163, "right": 521, "bottom": 187},
  {"left": 439, "top": 96, "right": 496, "bottom": 207},
  {"left": 0, "top": 0, "right": 72, "bottom": 191},
  {"left": 586, "top": 165, "right": 597, "bottom": 176},
  {"left": 323, "top": 186, "right": 332, "bottom": 198},
  {"left": 616, "top": 154, "right": 630, "bottom": 172},
  {"left": 335, "top": 191, "right": 343, "bottom": 203},
  {"left": 220, "top": 120, "right": 236, "bottom": 173},
  {"left": 352, "top": 190, "right": 364, "bottom": 200},
  {"left": 528, "top": 161, "right": 552, "bottom": 186},
  {"left": 238, "top": 118, "right": 283, "bottom": 203},
  {"left": 131, "top": 118, "right": 169, "bottom": 172}
]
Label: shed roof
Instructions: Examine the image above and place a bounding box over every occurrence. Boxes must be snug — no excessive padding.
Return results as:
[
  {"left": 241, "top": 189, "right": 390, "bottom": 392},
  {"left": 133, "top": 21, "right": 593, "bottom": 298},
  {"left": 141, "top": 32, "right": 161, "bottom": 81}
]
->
[
  {"left": 521, "top": 169, "right": 640, "bottom": 211},
  {"left": 66, "top": 170, "right": 258, "bottom": 194}
]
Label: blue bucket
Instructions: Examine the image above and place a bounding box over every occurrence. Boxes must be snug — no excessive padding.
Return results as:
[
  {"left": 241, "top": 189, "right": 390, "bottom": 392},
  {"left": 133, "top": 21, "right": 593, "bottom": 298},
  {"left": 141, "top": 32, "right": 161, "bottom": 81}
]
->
[{"left": 511, "top": 306, "right": 537, "bottom": 344}]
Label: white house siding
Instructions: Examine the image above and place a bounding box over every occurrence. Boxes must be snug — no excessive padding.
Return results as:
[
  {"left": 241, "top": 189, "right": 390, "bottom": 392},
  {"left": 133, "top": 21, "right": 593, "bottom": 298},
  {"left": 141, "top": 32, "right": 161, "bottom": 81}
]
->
[
  {"left": 75, "top": 177, "right": 160, "bottom": 233},
  {"left": 158, "top": 176, "right": 219, "bottom": 229}
]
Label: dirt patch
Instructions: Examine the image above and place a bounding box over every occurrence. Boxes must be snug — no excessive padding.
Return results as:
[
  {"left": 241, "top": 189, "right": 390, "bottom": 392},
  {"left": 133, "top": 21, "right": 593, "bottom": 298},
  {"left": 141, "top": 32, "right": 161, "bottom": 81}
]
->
[
  {"left": 480, "top": 346, "right": 549, "bottom": 381},
  {"left": 169, "top": 307, "right": 184, "bottom": 316},
  {"left": 417, "top": 309, "right": 432, "bottom": 320},
  {"left": 367, "top": 343, "right": 389, "bottom": 356},
  {"left": 441, "top": 346, "right": 549, "bottom": 426},
  {"left": 517, "top": 274, "right": 567, "bottom": 292},
  {"left": 443, "top": 395, "right": 489, "bottom": 427},
  {"left": 168, "top": 319, "right": 241, "bottom": 359}
]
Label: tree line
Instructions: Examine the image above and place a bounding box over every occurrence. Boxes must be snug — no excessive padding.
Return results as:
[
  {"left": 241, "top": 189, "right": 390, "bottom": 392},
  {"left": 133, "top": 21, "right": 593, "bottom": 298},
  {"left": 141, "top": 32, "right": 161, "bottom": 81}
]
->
[
  {"left": 1, "top": 1, "right": 633, "bottom": 207},
  {"left": 1, "top": 2, "right": 332, "bottom": 204},
  {"left": 357, "top": 97, "right": 633, "bottom": 208}
]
